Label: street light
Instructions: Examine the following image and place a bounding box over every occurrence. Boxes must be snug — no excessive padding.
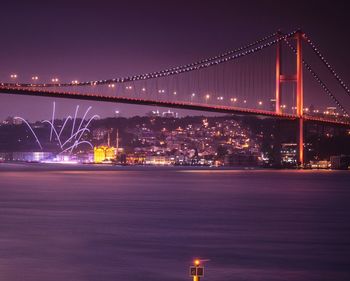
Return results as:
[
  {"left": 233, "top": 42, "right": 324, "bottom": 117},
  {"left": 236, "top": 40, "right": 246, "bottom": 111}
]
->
[
  {"left": 190, "top": 93, "right": 196, "bottom": 103},
  {"left": 10, "top": 74, "right": 17, "bottom": 79},
  {"left": 51, "top": 78, "right": 59, "bottom": 83},
  {"left": 205, "top": 94, "right": 210, "bottom": 104}
]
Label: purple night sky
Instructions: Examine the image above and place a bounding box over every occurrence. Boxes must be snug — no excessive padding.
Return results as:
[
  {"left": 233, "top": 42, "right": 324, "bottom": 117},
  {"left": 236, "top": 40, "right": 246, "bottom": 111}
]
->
[{"left": 0, "top": 0, "right": 349, "bottom": 121}]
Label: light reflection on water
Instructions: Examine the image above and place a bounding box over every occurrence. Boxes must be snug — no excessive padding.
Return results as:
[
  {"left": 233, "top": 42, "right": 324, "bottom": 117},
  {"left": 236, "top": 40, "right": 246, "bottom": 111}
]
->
[{"left": 0, "top": 164, "right": 349, "bottom": 281}]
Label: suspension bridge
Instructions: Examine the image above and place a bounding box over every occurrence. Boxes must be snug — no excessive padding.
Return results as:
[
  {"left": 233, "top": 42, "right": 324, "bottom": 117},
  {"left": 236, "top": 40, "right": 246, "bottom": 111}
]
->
[{"left": 1, "top": 29, "right": 350, "bottom": 165}]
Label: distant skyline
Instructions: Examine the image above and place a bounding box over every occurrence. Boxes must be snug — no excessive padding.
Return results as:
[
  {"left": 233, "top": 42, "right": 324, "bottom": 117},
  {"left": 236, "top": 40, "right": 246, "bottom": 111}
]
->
[{"left": 1, "top": 0, "right": 349, "bottom": 121}]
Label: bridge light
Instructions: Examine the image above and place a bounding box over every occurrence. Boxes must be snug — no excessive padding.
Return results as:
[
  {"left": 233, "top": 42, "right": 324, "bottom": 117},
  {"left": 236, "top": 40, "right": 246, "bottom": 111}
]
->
[
  {"left": 31, "top": 76, "right": 39, "bottom": 81},
  {"left": 141, "top": 87, "right": 146, "bottom": 92},
  {"left": 51, "top": 78, "right": 59, "bottom": 83},
  {"left": 258, "top": 101, "right": 263, "bottom": 106},
  {"left": 10, "top": 74, "right": 18, "bottom": 79},
  {"left": 243, "top": 100, "right": 247, "bottom": 104},
  {"left": 173, "top": 91, "right": 177, "bottom": 95},
  {"left": 192, "top": 93, "right": 196, "bottom": 97}
]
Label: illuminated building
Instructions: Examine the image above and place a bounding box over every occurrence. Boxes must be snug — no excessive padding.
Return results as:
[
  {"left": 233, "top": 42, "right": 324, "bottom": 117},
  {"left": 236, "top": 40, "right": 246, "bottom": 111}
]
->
[
  {"left": 145, "top": 155, "right": 171, "bottom": 165},
  {"left": 146, "top": 110, "right": 160, "bottom": 117},
  {"left": 326, "top": 107, "right": 336, "bottom": 115},
  {"left": 162, "top": 110, "right": 178, "bottom": 118},
  {"left": 280, "top": 143, "right": 297, "bottom": 165},
  {"left": 126, "top": 154, "right": 146, "bottom": 165},
  {"left": 94, "top": 146, "right": 116, "bottom": 163},
  {"left": 309, "top": 160, "right": 330, "bottom": 169},
  {"left": 12, "top": 151, "right": 53, "bottom": 162}
]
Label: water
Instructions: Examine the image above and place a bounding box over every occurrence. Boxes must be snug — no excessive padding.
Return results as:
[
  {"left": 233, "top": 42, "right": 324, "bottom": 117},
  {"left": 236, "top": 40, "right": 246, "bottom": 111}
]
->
[{"left": 0, "top": 164, "right": 349, "bottom": 281}]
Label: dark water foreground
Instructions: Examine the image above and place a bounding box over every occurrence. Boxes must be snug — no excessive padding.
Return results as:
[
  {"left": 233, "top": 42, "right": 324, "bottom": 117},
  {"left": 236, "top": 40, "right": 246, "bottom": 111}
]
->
[{"left": 0, "top": 163, "right": 349, "bottom": 281}]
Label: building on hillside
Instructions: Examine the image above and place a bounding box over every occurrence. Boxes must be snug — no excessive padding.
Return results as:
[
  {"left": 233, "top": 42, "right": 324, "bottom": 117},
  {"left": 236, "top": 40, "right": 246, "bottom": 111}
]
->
[{"left": 280, "top": 143, "right": 297, "bottom": 165}]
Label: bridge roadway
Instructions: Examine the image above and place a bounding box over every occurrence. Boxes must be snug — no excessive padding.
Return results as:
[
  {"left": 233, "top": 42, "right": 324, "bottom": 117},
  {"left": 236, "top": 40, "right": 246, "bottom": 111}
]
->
[{"left": 0, "top": 86, "right": 349, "bottom": 127}]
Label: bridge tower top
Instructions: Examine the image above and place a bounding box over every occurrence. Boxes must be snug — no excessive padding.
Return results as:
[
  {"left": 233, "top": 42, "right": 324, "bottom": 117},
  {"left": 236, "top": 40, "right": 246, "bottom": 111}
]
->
[{"left": 275, "top": 29, "right": 305, "bottom": 116}]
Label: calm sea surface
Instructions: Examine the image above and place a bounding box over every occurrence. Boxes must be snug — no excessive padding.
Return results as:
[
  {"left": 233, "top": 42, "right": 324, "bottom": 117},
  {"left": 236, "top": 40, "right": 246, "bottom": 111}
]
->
[{"left": 0, "top": 163, "right": 349, "bottom": 281}]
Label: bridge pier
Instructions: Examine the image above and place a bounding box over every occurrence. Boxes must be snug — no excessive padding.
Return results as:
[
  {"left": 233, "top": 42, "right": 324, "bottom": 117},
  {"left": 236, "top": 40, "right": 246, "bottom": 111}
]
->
[{"left": 298, "top": 117, "right": 304, "bottom": 166}]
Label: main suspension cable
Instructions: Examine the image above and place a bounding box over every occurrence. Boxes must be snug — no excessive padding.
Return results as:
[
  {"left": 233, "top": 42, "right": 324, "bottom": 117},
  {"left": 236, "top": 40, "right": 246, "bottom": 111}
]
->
[{"left": 1, "top": 31, "right": 298, "bottom": 88}]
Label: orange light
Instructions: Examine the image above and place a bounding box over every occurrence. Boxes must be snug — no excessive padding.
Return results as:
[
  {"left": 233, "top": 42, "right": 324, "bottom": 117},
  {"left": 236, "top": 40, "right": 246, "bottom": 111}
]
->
[{"left": 194, "top": 259, "right": 200, "bottom": 266}]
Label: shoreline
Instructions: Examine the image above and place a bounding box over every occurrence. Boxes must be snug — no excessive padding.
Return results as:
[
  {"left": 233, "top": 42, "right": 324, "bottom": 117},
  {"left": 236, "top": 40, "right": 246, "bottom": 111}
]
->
[{"left": 0, "top": 162, "right": 348, "bottom": 172}]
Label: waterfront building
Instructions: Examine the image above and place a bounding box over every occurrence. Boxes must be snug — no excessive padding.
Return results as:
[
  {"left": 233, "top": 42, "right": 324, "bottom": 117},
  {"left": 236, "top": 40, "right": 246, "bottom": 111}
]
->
[
  {"left": 94, "top": 146, "right": 116, "bottom": 163},
  {"left": 330, "top": 155, "right": 350, "bottom": 170},
  {"left": 12, "top": 151, "right": 53, "bottom": 162},
  {"left": 126, "top": 153, "right": 146, "bottom": 165},
  {"left": 145, "top": 155, "right": 171, "bottom": 165}
]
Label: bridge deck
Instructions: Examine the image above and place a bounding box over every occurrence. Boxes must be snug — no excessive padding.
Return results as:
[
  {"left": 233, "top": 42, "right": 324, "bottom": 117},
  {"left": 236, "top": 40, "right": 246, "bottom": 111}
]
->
[{"left": 1, "top": 86, "right": 349, "bottom": 126}]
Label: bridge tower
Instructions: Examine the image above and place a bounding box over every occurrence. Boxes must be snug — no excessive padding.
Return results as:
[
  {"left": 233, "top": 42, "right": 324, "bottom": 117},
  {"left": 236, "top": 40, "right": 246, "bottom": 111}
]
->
[{"left": 275, "top": 30, "right": 304, "bottom": 165}]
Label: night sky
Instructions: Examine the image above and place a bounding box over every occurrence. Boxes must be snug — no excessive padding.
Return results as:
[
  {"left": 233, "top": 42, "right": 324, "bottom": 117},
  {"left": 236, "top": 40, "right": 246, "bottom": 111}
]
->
[{"left": 0, "top": 0, "right": 349, "bottom": 121}]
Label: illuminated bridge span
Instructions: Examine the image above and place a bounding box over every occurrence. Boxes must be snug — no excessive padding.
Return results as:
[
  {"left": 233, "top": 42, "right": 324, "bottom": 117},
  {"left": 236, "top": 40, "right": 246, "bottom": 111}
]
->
[{"left": 1, "top": 29, "right": 350, "bottom": 165}]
